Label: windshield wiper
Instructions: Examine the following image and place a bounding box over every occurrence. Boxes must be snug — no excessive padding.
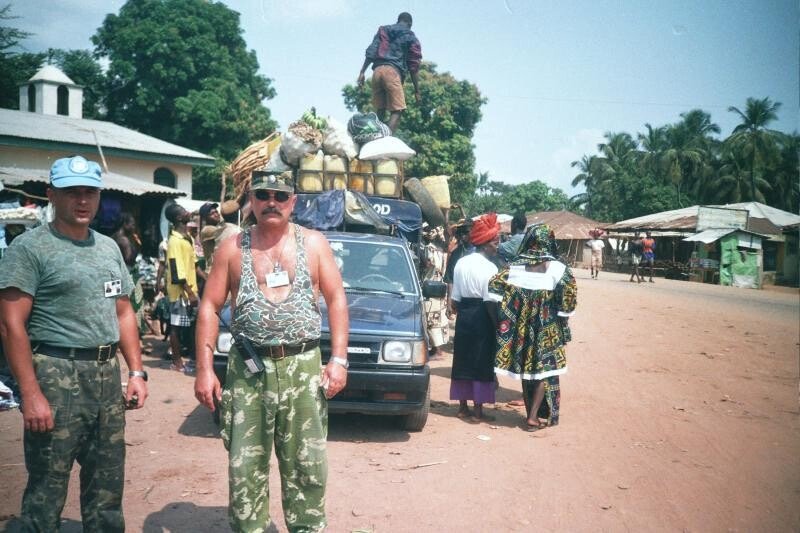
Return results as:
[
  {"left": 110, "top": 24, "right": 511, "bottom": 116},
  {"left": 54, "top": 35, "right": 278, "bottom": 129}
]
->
[{"left": 346, "top": 286, "right": 408, "bottom": 297}]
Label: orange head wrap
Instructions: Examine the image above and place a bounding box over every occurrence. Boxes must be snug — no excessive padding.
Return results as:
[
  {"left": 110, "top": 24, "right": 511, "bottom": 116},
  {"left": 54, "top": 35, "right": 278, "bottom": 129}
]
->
[{"left": 469, "top": 212, "right": 500, "bottom": 245}]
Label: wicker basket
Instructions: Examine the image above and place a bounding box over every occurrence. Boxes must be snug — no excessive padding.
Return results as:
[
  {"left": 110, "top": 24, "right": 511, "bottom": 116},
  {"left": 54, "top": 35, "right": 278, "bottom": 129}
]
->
[
  {"left": 420, "top": 175, "right": 451, "bottom": 208},
  {"left": 228, "top": 132, "right": 282, "bottom": 199}
]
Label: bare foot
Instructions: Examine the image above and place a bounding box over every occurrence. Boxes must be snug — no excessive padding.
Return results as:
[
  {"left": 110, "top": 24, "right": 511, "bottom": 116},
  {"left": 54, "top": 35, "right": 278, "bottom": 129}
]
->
[
  {"left": 456, "top": 409, "right": 472, "bottom": 419},
  {"left": 507, "top": 399, "right": 525, "bottom": 407}
]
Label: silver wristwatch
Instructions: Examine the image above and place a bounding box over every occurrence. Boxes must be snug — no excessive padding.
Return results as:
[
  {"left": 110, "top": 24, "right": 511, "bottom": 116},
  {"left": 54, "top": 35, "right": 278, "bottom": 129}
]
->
[
  {"left": 129, "top": 370, "right": 148, "bottom": 381},
  {"left": 330, "top": 356, "right": 349, "bottom": 369}
]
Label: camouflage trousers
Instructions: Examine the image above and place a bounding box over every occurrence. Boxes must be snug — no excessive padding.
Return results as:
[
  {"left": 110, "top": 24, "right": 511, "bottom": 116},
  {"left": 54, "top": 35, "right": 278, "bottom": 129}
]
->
[
  {"left": 21, "top": 352, "right": 126, "bottom": 532},
  {"left": 219, "top": 345, "right": 328, "bottom": 533}
]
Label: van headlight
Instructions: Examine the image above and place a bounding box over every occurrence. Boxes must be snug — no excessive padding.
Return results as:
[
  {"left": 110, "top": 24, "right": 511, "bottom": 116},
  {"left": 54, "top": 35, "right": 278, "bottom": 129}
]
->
[
  {"left": 216, "top": 332, "right": 233, "bottom": 354},
  {"left": 382, "top": 340, "right": 426, "bottom": 365}
]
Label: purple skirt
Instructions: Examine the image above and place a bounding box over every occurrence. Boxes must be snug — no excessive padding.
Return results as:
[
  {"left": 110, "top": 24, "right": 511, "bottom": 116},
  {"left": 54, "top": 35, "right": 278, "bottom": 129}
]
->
[{"left": 450, "top": 379, "right": 496, "bottom": 404}]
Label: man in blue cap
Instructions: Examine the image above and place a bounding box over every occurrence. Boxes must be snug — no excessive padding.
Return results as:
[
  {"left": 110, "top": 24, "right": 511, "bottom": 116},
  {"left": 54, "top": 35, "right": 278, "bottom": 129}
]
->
[{"left": 0, "top": 155, "right": 148, "bottom": 532}]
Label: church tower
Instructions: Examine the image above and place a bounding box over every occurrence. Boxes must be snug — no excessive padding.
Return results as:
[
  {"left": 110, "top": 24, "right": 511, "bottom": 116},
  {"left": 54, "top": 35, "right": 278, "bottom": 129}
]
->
[{"left": 18, "top": 65, "right": 84, "bottom": 119}]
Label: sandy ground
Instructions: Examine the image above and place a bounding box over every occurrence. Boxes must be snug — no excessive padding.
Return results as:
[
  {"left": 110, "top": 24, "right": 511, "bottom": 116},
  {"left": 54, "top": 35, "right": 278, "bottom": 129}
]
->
[{"left": 1, "top": 269, "right": 798, "bottom": 532}]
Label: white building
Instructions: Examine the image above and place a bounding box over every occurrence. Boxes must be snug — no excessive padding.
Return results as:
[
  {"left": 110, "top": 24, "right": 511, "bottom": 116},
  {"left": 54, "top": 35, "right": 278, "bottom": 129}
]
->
[{"left": 0, "top": 65, "right": 214, "bottom": 197}]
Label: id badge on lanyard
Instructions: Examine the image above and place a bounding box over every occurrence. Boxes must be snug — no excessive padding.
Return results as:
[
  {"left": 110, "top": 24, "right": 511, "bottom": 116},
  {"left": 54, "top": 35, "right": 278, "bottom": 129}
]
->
[{"left": 266, "top": 270, "right": 290, "bottom": 288}]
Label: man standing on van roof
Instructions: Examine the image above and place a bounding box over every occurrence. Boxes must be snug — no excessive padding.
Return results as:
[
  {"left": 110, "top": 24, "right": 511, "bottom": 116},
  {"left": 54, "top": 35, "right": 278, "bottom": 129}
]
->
[{"left": 357, "top": 11, "right": 422, "bottom": 133}]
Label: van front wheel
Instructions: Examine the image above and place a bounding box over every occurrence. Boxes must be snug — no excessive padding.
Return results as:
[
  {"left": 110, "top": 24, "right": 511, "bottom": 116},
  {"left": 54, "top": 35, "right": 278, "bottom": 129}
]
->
[{"left": 401, "top": 385, "right": 430, "bottom": 432}]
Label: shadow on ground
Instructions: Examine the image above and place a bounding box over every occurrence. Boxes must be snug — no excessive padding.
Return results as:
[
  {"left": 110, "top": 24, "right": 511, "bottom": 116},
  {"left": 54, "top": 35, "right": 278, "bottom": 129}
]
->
[
  {"left": 178, "top": 405, "right": 220, "bottom": 438},
  {"left": 142, "top": 502, "right": 246, "bottom": 532},
  {"left": 327, "top": 413, "right": 411, "bottom": 443}
]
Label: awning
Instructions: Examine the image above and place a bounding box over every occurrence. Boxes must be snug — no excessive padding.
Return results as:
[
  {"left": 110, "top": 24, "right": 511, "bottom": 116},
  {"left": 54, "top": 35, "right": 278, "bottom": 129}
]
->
[
  {"left": 683, "top": 228, "right": 766, "bottom": 249},
  {"left": 683, "top": 228, "right": 736, "bottom": 244},
  {"left": 0, "top": 166, "right": 185, "bottom": 197}
]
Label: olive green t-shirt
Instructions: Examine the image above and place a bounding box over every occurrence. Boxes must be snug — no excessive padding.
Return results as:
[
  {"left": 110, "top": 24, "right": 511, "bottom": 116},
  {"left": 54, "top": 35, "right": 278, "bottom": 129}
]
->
[{"left": 0, "top": 224, "right": 133, "bottom": 347}]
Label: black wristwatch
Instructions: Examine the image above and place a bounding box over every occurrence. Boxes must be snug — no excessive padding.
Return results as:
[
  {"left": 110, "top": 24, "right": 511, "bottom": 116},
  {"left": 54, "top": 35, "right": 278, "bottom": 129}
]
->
[{"left": 129, "top": 370, "right": 148, "bottom": 381}]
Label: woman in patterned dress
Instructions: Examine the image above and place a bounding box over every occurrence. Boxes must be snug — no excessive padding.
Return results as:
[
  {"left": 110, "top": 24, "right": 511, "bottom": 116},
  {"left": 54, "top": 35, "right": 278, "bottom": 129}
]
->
[{"left": 489, "top": 224, "right": 577, "bottom": 430}]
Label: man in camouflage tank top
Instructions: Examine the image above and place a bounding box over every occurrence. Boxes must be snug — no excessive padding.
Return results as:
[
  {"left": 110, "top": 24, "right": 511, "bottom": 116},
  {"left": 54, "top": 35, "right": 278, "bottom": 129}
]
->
[
  {"left": 195, "top": 170, "right": 349, "bottom": 532},
  {"left": 0, "top": 156, "right": 148, "bottom": 532}
]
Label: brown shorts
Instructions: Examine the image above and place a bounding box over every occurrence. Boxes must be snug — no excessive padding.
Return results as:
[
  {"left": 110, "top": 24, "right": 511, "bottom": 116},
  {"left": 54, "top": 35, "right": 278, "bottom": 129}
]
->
[{"left": 372, "top": 65, "right": 406, "bottom": 112}]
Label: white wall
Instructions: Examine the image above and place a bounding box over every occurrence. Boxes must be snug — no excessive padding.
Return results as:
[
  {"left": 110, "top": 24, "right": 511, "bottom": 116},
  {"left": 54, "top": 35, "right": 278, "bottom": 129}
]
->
[{"left": 0, "top": 145, "right": 194, "bottom": 196}]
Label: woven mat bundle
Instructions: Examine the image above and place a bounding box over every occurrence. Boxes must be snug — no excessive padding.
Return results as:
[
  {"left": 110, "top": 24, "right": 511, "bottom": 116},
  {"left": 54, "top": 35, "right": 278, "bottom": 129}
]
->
[{"left": 227, "top": 132, "right": 281, "bottom": 199}]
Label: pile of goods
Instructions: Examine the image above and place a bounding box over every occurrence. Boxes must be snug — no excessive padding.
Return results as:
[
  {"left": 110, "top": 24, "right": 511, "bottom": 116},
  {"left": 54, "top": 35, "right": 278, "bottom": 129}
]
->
[{"left": 226, "top": 108, "right": 416, "bottom": 202}]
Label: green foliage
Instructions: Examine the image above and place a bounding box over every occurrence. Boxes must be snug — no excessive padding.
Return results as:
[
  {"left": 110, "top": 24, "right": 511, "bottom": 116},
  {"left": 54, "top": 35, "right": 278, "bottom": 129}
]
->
[
  {"left": 460, "top": 174, "right": 569, "bottom": 218},
  {"left": 92, "top": 0, "right": 277, "bottom": 193},
  {"left": 570, "top": 98, "right": 797, "bottom": 223},
  {"left": 343, "top": 62, "right": 486, "bottom": 205},
  {"left": 0, "top": 3, "right": 39, "bottom": 109}
]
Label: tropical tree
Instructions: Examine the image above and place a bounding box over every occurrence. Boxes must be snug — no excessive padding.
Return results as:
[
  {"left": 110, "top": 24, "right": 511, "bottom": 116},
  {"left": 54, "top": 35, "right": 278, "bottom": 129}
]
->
[
  {"left": 92, "top": 0, "right": 278, "bottom": 199},
  {"left": 726, "top": 97, "right": 783, "bottom": 202},
  {"left": 0, "top": 3, "right": 42, "bottom": 109},
  {"left": 636, "top": 123, "right": 669, "bottom": 182},
  {"left": 343, "top": 61, "right": 486, "bottom": 206},
  {"left": 710, "top": 147, "right": 771, "bottom": 204},
  {"left": 767, "top": 132, "right": 799, "bottom": 213},
  {"left": 569, "top": 154, "right": 598, "bottom": 216}
]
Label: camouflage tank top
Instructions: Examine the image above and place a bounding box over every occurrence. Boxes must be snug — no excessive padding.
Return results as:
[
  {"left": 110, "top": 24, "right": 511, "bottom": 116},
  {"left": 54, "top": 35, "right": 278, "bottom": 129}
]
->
[{"left": 231, "top": 224, "right": 321, "bottom": 345}]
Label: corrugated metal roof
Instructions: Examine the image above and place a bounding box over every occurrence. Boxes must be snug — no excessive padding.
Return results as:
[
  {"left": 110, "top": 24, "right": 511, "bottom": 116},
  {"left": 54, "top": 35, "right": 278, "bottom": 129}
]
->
[
  {"left": 0, "top": 109, "right": 214, "bottom": 164},
  {"left": 683, "top": 228, "right": 737, "bottom": 243},
  {"left": 606, "top": 202, "right": 800, "bottom": 235},
  {"left": 720, "top": 202, "right": 800, "bottom": 229},
  {"left": 525, "top": 210, "right": 604, "bottom": 240},
  {"left": 0, "top": 166, "right": 184, "bottom": 197}
]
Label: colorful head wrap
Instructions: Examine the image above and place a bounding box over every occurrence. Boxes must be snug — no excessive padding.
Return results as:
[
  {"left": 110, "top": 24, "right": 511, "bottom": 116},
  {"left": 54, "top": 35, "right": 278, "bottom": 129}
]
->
[
  {"left": 515, "top": 223, "right": 558, "bottom": 263},
  {"left": 469, "top": 213, "right": 500, "bottom": 245}
]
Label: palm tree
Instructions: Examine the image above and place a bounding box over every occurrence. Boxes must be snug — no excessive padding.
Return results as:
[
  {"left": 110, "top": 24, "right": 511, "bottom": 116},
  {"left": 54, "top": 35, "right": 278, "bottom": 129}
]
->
[
  {"left": 637, "top": 123, "right": 669, "bottom": 181},
  {"left": 726, "top": 97, "right": 783, "bottom": 202},
  {"left": 768, "top": 132, "right": 800, "bottom": 212},
  {"left": 710, "top": 147, "right": 772, "bottom": 204},
  {"left": 570, "top": 155, "right": 597, "bottom": 215}
]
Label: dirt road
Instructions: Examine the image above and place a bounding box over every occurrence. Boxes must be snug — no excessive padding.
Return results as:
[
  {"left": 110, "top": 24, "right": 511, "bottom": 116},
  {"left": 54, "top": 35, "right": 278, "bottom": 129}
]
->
[{"left": 1, "top": 270, "right": 798, "bottom": 532}]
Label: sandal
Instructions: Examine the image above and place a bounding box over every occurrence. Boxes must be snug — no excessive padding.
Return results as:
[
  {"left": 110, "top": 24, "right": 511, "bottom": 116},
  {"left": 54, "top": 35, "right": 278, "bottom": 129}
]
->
[{"left": 523, "top": 420, "right": 545, "bottom": 432}]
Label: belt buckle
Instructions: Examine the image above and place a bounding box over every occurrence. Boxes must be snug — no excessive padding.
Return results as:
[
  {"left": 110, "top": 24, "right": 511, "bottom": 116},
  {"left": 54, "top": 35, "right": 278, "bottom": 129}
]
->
[
  {"left": 97, "top": 344, "right": 113, "bottom": 363},
  {"left": 269, "top": 345, "right": 285, "bottom": 360}
]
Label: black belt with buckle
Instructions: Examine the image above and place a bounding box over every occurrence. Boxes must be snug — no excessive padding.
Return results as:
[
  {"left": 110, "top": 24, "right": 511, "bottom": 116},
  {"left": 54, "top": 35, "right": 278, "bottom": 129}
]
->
[
  {"left": 255, "top": 339, "right": 320, "bottom": 360},
  {"left": 34, "top": 343, "right": 119, "bottom": 362}
]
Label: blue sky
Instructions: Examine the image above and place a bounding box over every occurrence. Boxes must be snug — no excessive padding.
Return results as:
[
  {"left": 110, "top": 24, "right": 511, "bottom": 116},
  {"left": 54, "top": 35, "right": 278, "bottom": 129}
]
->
[{"left": 11, "top": 0, "right": 799, "bottom": 195}]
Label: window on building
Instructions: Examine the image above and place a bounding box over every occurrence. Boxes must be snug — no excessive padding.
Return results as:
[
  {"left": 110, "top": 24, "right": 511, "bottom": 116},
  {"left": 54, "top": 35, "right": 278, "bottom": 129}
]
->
[
  {"left": 57, "top": 85, "right": 69, "bottom": 115},
  {"left": 27, "top": 85, "right": 36, "bottom": 112},
  {"left": 154, "top": 167, "right": 176, "bottom": 189}
]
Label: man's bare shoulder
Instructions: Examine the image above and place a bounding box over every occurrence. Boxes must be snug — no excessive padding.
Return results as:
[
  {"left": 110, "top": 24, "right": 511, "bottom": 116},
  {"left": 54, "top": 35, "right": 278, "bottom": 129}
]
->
[
  {"left": 216, "top": 230, "right": 243, "bottom": 258},
  {"left": 300, "top": 227, "right": 331, "bottom": 250}
]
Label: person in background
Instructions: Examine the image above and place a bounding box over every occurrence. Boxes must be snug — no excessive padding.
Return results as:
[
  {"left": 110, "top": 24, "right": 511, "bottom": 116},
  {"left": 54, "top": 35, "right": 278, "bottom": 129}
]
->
[
  {"left": 642, "top": 231, "right": 657, "bottom": 282},
  {"left": 164, "top": 203, "right": 204, "bottom": 372},
  {"left": 489, "top": 224, "right": 577, "bottom": 431},
  {"left": 0, "top": 155, "right": 147, "bottom": 531},
  {"left": 444, "top": 221, "right": 473, "bottom": 315},
  {"left": 587, "top": 229, "right": 606, "bottom": 279},
  {"left": 498, "top": 212, "right": 527, "bottom": 265},
  {"left": 357, "top": 11, "right": 422, "bottom": 132},
  {"left": 449, "top": 213, "right": 501, "bottom": 422},
  {"left": 198, "top": 201, "right": 241, "bottom": 274},
  {"left": 112, "top": 213, "right": 149, "bottom": 335},
  {"left": 111, "top": 213, "right": 140, "bottom": 267},
  {"left": 629, "top": 232, "right": 644, "bottom": 283},
  {"left": 194, "top": 170, "right": 349, "bottom": 532}
]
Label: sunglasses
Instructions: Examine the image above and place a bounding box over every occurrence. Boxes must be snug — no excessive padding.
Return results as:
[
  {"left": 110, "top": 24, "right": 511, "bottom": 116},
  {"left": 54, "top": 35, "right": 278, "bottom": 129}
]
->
[{"left": 253, "top": 190, "right": 291, "bottom": 202}]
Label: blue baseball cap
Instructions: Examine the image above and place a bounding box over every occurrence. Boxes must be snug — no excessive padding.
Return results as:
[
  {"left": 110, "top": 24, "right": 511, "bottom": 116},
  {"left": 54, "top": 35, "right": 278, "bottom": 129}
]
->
[{"left": 49, "top": 156, "right": 103, "bottom": 188}]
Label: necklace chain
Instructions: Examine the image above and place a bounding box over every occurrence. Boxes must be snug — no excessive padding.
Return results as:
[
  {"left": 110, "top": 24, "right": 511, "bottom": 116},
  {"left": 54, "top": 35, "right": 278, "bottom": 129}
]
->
[{"left": 258, "top": 226, "right": 291, "bottom": 273}]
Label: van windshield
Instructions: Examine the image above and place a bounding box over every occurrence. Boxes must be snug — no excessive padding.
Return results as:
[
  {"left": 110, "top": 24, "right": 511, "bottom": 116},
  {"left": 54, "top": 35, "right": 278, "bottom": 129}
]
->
[{"left": 330, "top": 239, "right": 416, "bottom": 295}]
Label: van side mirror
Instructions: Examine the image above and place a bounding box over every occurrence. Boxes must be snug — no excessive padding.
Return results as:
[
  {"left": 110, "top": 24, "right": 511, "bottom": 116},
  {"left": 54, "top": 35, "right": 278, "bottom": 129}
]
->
[{"left": 421, "top": 280, "right": 447, "bottom": 299}]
